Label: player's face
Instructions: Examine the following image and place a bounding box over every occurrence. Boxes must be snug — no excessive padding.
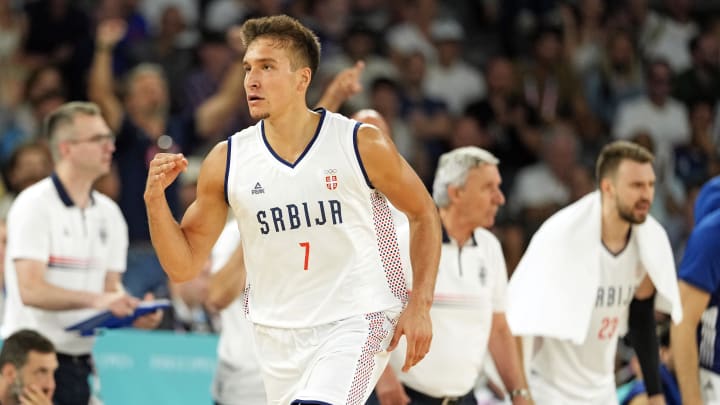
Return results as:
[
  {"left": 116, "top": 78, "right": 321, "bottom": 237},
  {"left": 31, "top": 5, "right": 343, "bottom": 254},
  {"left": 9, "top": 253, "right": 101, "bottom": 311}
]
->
[
  {"left": 611, "top": 160, "right": 655, "bottom": 224},
  {"left": 243, "top": 38, "right": 307, "bottom": 120},
  {"left": 10, "top": 351, "right": 57, "bottom": 402},
  {"left": 66, "top": 114, "right": 116, "bottom": 177},
  {"left": 456, "top": 164, "right": 505, "bottom": 228}
]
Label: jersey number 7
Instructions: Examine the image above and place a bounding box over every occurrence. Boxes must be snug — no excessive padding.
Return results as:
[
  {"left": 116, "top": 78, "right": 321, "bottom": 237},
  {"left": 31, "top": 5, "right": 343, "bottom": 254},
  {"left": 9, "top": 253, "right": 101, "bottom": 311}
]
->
[{"left": 299, "top": 242, "right": 310, "bottom": 271}]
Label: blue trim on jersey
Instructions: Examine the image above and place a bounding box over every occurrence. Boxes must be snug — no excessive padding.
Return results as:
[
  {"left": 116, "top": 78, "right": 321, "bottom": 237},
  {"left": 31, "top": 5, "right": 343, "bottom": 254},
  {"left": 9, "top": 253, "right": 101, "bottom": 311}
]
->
[
  {"left": 290, "top": 401, "right": 332, "bottom": 405},
  {"left": 678, "top": 209, "right": 720, "bottom": 372},
  {"left": 224, "top": 137, "right": 232, "bottom": 205},
  {"left": 261, "top": 108, "right": 326, "bottom": 168},
  {"left": 352, "top": 121, "right": 373, "bottom": 188},
  {"left": 51, "top": 172, "right": 74, "bottom": 207},
  {"left": 695, "top": 176, "right": 720, "bottom": 224}
]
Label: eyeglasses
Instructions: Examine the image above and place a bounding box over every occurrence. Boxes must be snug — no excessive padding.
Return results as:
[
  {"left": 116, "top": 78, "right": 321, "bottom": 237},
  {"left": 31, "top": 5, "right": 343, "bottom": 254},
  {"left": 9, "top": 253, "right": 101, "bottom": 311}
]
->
[{"left": 67, "top": 134, "right": 116, "bottom": 145}]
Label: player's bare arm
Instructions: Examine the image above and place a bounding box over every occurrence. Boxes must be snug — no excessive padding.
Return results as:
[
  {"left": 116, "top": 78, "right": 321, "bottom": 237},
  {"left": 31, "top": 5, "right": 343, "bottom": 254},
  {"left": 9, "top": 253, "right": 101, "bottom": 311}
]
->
[
  {"left": 145, "top": 143, "right": 229, "bottom": 282},
  {"left": 671, "top": 281, "right": 710, "bottom": 405},
  {"left": 357, "top": 124, "right": 442, "bottom": 372}
]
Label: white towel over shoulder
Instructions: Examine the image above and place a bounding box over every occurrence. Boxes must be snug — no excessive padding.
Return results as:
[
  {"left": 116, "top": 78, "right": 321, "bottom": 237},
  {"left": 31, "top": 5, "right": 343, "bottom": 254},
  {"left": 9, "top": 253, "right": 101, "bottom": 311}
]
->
[{"left": 506, "top": 191, "right": 682, "bottom": 344}]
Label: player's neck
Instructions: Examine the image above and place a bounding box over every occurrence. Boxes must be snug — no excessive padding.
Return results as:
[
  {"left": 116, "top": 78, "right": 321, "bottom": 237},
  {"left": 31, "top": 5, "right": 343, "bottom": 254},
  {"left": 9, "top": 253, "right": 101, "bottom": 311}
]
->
[
  {"left": 55, "top": 163, "right": 95, "bottom": 209},
  {"left": 601, "top": 203, "right": 631, "bottom": 253},
  {"left": 263, "top": 108, "right": 321, "bottom": 164}
]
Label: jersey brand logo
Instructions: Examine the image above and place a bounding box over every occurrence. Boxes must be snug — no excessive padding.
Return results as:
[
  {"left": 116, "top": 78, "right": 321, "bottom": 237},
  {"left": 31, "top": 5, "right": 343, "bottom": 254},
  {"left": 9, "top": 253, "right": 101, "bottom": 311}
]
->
[
  {"left": 251, "top": 182, "right": 265, "bottom": 195},
  {"left": 324, "top": 169, "right": 338, "bottom": 190}
]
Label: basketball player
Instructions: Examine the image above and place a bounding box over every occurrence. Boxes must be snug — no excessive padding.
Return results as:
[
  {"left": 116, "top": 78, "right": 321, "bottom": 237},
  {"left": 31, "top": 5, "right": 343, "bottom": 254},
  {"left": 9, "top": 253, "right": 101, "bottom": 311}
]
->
[
  {"left": 507, "top": 141, "right": 682, "bottom": 405},
  {"left": 144, "top": 15, "right": 441, "bottom": 405},
  {"left": 671, "top": 175, "right": 720, "bottom": 405}
]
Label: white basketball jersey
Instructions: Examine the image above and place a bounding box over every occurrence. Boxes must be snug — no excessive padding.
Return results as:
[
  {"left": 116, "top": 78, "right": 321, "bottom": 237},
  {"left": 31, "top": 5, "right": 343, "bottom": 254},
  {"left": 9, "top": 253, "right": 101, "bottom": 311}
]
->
[
  {"left": 225, "top": 109, "right": 407, "bottom": 328},
  {"left": 531, "top": 231, "right": 646, "bottom": 402}
]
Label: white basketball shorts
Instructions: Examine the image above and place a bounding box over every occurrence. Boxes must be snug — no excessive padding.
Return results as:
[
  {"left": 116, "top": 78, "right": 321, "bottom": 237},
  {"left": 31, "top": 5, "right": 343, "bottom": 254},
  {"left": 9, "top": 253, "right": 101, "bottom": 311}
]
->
[{"left": 253, "top": 308, "right": 402, "bottom": 405}]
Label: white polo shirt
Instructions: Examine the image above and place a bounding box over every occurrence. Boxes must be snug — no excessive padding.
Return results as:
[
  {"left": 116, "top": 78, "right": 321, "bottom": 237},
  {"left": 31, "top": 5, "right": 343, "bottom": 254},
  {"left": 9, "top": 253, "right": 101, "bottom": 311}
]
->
[
  {"left": 389, "top": 227, "right": 508, "bottom": 397},
  {"left": 2, "top": 174, "right": 128, "bottom": 355}
]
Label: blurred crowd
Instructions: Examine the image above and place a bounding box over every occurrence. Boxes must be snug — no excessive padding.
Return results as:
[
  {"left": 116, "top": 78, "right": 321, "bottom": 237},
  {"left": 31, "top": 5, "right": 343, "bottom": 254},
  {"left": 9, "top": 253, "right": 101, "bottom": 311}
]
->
[{"left": 0, "top": 0, "right": 719, "bottom": 376}]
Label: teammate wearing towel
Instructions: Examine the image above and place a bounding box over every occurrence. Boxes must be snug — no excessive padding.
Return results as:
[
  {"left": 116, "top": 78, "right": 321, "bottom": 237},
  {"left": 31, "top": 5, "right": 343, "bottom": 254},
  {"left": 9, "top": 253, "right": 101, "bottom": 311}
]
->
[{"left": 508, "top": 141, "right": 680, "bottom": 405}]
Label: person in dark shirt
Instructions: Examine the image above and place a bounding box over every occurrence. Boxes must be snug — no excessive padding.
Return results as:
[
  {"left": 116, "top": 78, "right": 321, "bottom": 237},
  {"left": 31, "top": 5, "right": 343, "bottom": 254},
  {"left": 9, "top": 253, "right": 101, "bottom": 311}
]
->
[{"left": 88, "top": 18, "right": 247, "bottom": 298}]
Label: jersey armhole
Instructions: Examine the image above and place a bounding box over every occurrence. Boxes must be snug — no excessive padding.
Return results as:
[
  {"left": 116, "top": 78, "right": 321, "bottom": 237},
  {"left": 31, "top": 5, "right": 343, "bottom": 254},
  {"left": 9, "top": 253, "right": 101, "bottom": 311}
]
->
[{"left": 352, "top": 121, "right": 374, "bottom": 189}]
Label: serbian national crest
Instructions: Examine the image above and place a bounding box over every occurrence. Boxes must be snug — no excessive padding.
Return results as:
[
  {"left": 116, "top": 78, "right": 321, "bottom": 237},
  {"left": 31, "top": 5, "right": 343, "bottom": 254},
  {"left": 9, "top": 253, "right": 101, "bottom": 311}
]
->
[{"left": 323, "top": 169, "right": 338, "bottom": 190}]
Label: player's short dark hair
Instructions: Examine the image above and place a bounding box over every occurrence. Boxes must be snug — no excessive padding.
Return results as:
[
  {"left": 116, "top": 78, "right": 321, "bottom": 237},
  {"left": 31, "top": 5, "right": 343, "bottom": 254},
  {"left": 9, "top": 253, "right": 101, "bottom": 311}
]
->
[
  {"left": 0, "top": 330, "right": 55, "bottom": 369},
  {"left": 240, "top": 15, "right": 321, "bottom": 79},
  {"left": 595, "top": 140, "right": 654, "bottom": 185}
]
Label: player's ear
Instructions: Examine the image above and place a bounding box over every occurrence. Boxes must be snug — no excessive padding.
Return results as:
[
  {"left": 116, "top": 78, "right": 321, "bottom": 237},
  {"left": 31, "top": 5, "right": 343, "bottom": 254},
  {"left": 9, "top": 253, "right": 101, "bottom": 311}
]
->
[
  {"left": 297, "top": 67, "right": 311, "bottom": 90},
  {"left": 600, "top": 177, "right": 612, "bottom": 195}
]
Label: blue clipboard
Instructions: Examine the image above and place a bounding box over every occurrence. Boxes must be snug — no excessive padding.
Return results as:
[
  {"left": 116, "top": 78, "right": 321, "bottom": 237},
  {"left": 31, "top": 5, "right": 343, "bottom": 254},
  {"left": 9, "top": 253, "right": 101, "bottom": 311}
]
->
[{"left": 65, "top": 299, "right": 170, "bottom": 336}]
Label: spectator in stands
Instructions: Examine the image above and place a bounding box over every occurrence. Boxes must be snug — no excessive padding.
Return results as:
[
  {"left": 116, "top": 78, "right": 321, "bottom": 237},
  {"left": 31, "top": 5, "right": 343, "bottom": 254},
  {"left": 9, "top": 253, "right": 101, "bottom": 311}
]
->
[
  {"left": 466, "top": 56, "right": 542, "bottom": 189},
  {"left": 583, "top": 30, "right": 645, "bottom": 127},
  {"left": 127, "top": 5, "right": 194, "bottom": 114},
  {"left": 614, "top": 60, "right": 690, "bottom": 193},
  {"left": 396, "top": 49, "right": 453, "bottom": 189},
  {"left": 674, "top": 99, "right": 720, "bottom": 188},
  {"left": 509, "top": 122, "right": 579, "bottom": 232},
  {"left": 0, "top": 142, "right": 53, "bottom": 219},
  {"left": 424, "top": 18, "right": 486, "bottom": 116},
  {"left": 89, "top": 18, "right": 247, "bottom": 298},
  {"left": 673, "top": 30, "right": 720, "bottom": 107},
  {"left": 640, "top": 0, "right": 699, "bottom": 73},
  {"left": 516, "top": 26, "right": 582, "bottom": 124},
  {"left": 319, "top": 22, "right": 398, "bottom": 114},
  {"left": 0, "top": 65, "right": 67, "bottom": 161},
  {"left": 559, "top": 0, "right": 606, "bottom": 75}
]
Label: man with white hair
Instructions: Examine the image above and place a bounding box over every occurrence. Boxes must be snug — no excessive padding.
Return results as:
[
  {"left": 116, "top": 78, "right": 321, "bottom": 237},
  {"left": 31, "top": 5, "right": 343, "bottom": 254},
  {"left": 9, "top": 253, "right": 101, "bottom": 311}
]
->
[{"left": 370, "top": 146, "right": 532, "bottom": 405}]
